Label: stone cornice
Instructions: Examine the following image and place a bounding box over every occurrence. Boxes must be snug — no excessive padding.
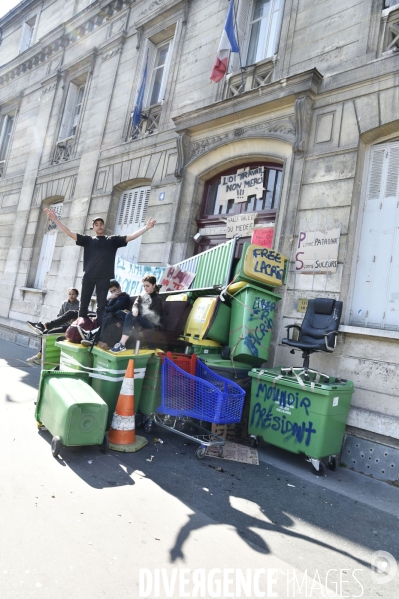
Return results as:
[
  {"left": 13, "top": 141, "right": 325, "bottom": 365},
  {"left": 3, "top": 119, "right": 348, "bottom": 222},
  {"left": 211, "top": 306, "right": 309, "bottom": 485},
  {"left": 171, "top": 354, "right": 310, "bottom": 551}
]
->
[
  {"left": 134, "top": 0, "right": 185, "bottom": 29},
  {"left": 0, "top": 0, "right": 132, "bottom": 88},
  {"left": 173, "top": 68, "right": 323, "bottom": 134}
]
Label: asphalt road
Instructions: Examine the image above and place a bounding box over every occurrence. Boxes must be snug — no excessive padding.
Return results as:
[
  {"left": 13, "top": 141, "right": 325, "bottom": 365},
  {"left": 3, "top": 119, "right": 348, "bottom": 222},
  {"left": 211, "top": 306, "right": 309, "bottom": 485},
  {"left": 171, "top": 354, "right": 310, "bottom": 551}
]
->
[{"left": 0, "top": 338, "right": 398, "bottom": 599}]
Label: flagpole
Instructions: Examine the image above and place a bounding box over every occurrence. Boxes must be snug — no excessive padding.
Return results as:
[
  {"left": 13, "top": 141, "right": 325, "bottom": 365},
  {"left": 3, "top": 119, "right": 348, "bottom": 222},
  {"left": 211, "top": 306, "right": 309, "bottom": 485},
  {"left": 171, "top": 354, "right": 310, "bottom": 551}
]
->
[{"left": 232, "top": 0, "right": 245, "bottom": 93}]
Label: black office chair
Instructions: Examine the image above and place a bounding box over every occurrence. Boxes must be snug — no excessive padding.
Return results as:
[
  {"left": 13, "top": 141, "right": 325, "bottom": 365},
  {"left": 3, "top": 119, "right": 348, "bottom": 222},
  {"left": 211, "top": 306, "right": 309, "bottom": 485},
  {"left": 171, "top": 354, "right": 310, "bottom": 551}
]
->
[{"left": 281, "top": 298, "right": 342, "bottom": 381}]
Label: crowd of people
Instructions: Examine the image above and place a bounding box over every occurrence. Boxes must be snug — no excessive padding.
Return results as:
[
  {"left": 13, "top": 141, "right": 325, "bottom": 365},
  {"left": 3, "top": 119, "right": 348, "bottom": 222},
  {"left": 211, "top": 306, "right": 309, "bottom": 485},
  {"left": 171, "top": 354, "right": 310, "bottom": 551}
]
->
[{"left": 25, "top": 209, "right": 158, "bottom": 364}]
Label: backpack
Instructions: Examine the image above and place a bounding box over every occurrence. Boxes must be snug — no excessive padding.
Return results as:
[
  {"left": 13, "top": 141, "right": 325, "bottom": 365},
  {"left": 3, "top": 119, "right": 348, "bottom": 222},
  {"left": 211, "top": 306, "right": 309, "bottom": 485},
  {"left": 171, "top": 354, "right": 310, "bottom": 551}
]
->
[
  {"left": 65, "top": 316, "right": 98, "bottom": 344},
  {"left": 97, "top": 311, "right": 126, "bottom": 350}
]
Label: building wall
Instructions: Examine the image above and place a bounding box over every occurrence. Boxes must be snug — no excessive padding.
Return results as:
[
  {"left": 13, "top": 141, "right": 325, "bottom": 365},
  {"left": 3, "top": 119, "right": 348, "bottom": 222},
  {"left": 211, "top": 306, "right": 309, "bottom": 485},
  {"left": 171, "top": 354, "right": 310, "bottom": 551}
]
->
[{"left": 0, "top": 0, "right": 398, "bottom": 449}]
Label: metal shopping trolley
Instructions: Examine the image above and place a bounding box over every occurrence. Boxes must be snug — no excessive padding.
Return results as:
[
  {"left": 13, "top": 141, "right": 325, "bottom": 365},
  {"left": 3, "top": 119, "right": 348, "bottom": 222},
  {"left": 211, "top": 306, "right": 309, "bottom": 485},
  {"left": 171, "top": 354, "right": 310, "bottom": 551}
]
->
[{"left": 144, "top": 356, "right": 245, "bottom": 459}]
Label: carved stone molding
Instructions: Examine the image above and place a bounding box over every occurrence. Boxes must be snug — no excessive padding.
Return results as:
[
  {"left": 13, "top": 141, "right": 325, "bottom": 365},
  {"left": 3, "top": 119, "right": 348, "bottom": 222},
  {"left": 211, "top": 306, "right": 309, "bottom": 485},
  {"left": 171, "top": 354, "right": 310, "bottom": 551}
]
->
[
  {"left": 136, "top": 25, "right": 144, "bottom": 49},
  {"left": 186, "top": 117, "right": 296, "bottom": 164},
  {"left": 293, "top": 95, "right": 313, "bottom": 157},
  {"left": 174, "top": 132, "right": 190, "bottom": 178},
  {"left": 182, "top": 0, "right": 192, "bottom": 24},
  {"left": 41, "top": 81, "right": 58, "bottom": 94},
  {"left": 101, "top": 45, "right": 122, "bottom": 61},
  {"left": 138, "top": 0, "right": 167, "bottom": 17},
  {"left": 0, "top": 0, "right": 130, "bottom": 87}
]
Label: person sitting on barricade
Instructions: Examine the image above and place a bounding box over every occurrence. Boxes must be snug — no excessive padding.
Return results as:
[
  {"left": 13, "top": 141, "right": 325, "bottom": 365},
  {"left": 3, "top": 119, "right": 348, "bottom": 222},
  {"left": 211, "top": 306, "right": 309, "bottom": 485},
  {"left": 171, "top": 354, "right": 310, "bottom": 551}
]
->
[
  {"left": 25, "top": 288, "right": 80, "bottom": 364},
  {"left": 110, "top": 275, "right": 163, "bottom": 353},
  {"left": 79, "top": 280, "right": 130, "bottom": 347}
]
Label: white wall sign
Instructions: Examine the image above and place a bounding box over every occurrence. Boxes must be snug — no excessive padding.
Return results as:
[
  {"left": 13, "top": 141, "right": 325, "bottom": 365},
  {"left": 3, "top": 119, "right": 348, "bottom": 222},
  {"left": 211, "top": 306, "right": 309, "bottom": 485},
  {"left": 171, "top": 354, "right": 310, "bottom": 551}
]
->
[
  {"left": 219, "top": 166, "right": 264, "bottom": 205},
  {"left": 295, "top": 228, "right": 341, "bottom": 273},
  {"left": 226, "top": 212, "right": 257, "bottom": 238}
]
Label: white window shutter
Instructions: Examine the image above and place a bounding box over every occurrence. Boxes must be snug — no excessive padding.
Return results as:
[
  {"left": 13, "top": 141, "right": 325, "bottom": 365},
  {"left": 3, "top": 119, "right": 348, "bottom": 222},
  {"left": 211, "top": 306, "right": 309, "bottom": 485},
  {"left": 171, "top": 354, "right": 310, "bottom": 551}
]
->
[
  {"left": 142, "top": 40, "right": 156, "bottom": 109},
  {"left": 229, "top": 0, "right": 251, "bottom": 73},
  {"left": 158, "top": 36, "right": 175, "bottom": 103},
  {"left": 350, "top": 142, "right": 399, "bottom": 330},
  {"left": 59, "top": 83, "right": 78, "bottom": 140},
  {"left": 266, "top": 0, "right": 284, "bottom": 57},
  {"left": 34, "top": 202, "right": 64, "bottom": 289},
  {"left": 19, "top": 22, "right": 31, "bottom": 53},
  {"left": 115, "top": 186, "right": 151, "bottom": 264}
]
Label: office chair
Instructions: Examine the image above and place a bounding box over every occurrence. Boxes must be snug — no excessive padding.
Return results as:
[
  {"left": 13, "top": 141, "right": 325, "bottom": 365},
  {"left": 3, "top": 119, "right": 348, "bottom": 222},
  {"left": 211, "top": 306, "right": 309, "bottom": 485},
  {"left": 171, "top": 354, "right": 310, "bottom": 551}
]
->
[{"left": 281, "top": 298, "right": 342, "bottom": 381}]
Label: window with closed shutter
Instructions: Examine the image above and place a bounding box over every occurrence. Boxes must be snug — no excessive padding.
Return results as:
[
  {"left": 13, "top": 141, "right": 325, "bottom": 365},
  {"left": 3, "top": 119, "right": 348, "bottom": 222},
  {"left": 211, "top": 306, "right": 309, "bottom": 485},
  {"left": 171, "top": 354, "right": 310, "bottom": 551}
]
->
[
  {"left": 19, "top": 16, "right": 36, "bottom": 53},
  {"left": 350, "top": 141, "right": 399, "bottom": 331},
  {"left": 114, "top": 186, "right": 150, "bottom": 264},
  {"left": 59, "top": 83, "right": 85, "bottom": 140},
  {"left": 229, "top": 0, "right": 284, "bottom": 72},
  {"left": 34, "top": 202, "right": 63, "bottom": 289},
  {"left": 0, "top": 115, "right": 15, "bottom": 161}
]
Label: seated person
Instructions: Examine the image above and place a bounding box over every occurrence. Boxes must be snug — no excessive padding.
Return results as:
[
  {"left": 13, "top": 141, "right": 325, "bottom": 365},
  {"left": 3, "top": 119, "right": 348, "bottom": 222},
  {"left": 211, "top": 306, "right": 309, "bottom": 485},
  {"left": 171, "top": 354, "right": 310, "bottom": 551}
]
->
[
  {"left": 25, "top": 288, "right": 79, "bottom": 364},
  {"left": 111, "top": 275, "right": 163, "bottom": 353},
  {"left": 80, "top": 280, "right": 130, "bottom": 345}
]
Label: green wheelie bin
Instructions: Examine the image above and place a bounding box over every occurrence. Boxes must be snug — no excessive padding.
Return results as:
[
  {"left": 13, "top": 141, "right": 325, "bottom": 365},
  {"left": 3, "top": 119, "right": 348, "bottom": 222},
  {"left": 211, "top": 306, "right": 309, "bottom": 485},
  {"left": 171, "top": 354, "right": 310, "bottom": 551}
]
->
[
  {"left": 90, "top": 347, "right": 154, "bottom": 429},
  {"left": 35, "top": 370, "right": 108, "bottom": 457},
  {"left": 248, "top": 367, "right": 354, "bottom": 474},
  {"left": 229, "top": 283, "right": 281, "bottom": 366},
  {"left": 55, "top": 340, "right": 93, "bottom": 375}
]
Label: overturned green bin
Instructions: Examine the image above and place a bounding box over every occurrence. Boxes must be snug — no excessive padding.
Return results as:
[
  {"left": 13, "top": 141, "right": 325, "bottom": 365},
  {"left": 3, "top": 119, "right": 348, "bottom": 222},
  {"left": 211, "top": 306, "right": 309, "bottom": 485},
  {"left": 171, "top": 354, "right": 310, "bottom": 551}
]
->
[
  {"left": 90, "top": 347, "right": 154, "bottom": 429},
  {"left": 35, "top": 370, "right": 108, "bottom": 457},
  {"left": 248, "top": 368, "right": 354, "bottom": 471}
]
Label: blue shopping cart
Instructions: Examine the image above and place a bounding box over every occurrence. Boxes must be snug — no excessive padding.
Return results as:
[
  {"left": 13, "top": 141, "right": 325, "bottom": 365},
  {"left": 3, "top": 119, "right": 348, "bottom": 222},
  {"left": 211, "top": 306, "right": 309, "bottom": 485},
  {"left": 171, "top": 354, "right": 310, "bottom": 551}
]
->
[{"left": 144, "top": 356, "right": 245, "bottom": 459}]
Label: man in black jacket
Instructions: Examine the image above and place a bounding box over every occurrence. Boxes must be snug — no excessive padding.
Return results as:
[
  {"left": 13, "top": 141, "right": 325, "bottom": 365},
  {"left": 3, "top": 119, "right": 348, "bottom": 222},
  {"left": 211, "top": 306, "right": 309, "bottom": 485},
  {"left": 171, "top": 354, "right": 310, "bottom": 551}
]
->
[{"left": 105, "top": 279, "right": 130, "bottom": 313}]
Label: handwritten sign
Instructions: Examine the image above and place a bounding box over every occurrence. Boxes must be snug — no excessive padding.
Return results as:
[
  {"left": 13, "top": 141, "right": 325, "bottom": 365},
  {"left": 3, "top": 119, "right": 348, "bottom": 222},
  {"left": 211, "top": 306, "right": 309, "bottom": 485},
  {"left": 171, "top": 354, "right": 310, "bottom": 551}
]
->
[
  {"left": 219, "top": 166, "right": 264, "bottom": 205},
  {"left": 246, "top": 245, "right": 287, "bottom": 286},
  {"left": 251, "top": 227, "right": 274, "bottom": 248},
  {"left": 114, "top": 256, "right": 165, "bottom": 296},
  {"left": 295, "top": 228, "right": 340, "bottom": 273},
  {"left": 226, "top": 212, "right": 257, "bottom": 238},
  {"left": 160, "top": 266, "right": 196, "bottom": 292}
]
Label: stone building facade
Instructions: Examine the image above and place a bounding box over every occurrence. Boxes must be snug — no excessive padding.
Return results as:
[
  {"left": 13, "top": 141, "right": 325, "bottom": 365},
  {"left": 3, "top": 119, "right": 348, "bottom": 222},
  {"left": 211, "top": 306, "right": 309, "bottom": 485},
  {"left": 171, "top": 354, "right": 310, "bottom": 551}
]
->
[{"left": 0, "top": 0, "right": 398, "bottom": 475}]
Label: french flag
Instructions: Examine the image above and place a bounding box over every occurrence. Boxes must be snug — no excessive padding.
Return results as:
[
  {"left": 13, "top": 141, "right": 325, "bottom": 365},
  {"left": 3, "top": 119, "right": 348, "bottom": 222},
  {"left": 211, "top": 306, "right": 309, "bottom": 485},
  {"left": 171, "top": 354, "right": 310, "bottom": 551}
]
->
[{"left": 210, "top": 1, "right": 239, "bottom": 83}]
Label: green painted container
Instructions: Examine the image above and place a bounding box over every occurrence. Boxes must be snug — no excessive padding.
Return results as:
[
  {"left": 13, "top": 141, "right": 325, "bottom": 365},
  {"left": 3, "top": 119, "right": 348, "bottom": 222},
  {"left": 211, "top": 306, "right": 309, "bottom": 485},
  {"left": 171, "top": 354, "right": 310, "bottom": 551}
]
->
[
  {"left": 139, "top": 355, "right": 162, "bottom": 416},
  {"left": 189, "top": 339, "right": 222, "bottom": 356},
  {"left": 248, "top": 368, "right": 354, "bottom": 459},
  {"left": 42, "top": 334, "right": 61, "bottom": 370},
  {"left": 35, "top": 371, "right": 108, "bottom": 448},
  {"left": 196, "top": 355, "right": 252, "bottom": 393},
  {"left": 229, "top": 283, "right": 281, "bottom": 366},
  {"left": 55, "top": 340, "right": 93, "bottom": 375},
  {"left": 90, "top": 347, "right": 154, "bottom": 429}
]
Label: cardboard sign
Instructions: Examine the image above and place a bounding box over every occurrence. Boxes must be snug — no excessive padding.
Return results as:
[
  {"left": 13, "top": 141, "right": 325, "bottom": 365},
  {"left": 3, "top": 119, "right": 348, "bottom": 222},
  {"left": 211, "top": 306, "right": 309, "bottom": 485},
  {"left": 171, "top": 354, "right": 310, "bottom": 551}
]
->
[
  {"left": 160, "top": 266, "right": 196, "bottom": 292},
  {"left": 114, "top": 257, "right": 165, "bottom": 296},
  {"left": 219, "top": 166, "right": 264, "bottom": 205},
  {"left": 251, "top": 227, "right": 274, "bottom": 248},
  {"left": 295, "top": 228, "right": 340, "bottom": 273},
  {"left": 226, "top": 212, "right": 257, "bottom": 238}
]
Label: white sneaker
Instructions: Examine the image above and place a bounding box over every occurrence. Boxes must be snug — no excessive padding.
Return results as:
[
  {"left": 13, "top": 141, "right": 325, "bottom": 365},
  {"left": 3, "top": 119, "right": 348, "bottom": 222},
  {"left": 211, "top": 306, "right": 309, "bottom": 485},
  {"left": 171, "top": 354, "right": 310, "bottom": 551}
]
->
[{"left": 26, "top": 351, "right": 42, "bottom": 364}]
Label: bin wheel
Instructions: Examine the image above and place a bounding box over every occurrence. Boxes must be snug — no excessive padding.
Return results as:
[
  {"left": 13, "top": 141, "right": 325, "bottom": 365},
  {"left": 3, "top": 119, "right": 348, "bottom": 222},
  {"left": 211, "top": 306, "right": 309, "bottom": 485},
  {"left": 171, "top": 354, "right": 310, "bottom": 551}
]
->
[
  {"left": 327, "top": 455, "right": 338, "bottom": 471},
  {"left": 100, "top": 435, "right": 109, "bottom": 454},
  {"left": 51, "top": 436, "right": 61, "bottom": 458},
  {"left": 144, "top": 421, "right": 153, "bottom": 434},
  {"left": 196, "top": 446, "right": 206, "bottom": 460},
  {"left": 218, "top": 446, "right": 224, "bottom": 457},
  {"left": 311, "top": 461, "right": 325, "bottom": 476},
  {"left": 250, "top": 436, "right": 259, "bottom": 448}
]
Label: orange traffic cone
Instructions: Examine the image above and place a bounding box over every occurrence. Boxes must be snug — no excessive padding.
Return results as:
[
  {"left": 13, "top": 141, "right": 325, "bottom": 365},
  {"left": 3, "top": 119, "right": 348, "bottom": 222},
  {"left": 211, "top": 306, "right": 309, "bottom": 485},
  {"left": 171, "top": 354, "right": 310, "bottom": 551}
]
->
[{"left": 108, "top": 359, "right": 147, "bottom": 453}]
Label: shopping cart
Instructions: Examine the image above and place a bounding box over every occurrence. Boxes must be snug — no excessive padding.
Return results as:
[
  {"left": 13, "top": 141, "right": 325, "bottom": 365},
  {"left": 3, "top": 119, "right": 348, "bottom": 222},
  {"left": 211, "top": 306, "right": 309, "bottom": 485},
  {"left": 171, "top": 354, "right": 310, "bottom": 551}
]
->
[{"left": 144, "top": 356, "right": 245, "bottom": 459}]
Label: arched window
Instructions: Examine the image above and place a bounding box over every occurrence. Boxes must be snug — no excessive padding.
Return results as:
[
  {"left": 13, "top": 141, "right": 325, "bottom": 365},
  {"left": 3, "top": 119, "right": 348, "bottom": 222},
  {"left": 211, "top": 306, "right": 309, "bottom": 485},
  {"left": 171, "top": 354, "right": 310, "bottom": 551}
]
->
[
  {"left": 114, "top": 186, "right": 150, "bottom": 263},
  {"left": 197, "top": 161, "right": 283, "bottom": 253}
]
